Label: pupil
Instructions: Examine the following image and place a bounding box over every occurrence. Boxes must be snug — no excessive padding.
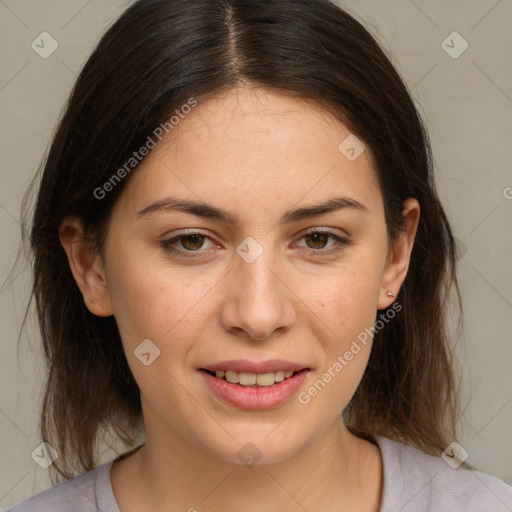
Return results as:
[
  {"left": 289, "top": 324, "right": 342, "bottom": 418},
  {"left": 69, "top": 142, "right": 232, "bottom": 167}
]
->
[
  {"left": 307, "top": 232, "right": 327, "bottom": 249},
  {"left": 183, "top": 234, "right": 204, "bottom": 250}
]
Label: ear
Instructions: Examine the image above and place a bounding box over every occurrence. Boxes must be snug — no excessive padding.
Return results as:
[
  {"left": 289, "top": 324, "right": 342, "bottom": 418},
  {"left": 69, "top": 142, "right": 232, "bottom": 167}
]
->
[
  {"left": 377, "top": 198, "right": 420, "bottom": 309},
  {"left": 59, "top": 216, "right": 113, "bottom": 317}
]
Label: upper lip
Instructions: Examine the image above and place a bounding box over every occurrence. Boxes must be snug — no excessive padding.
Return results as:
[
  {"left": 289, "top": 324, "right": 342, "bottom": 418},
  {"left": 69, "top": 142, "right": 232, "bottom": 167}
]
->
[{"left": 201, "top": 359, "right": 309, "bottom": 374}]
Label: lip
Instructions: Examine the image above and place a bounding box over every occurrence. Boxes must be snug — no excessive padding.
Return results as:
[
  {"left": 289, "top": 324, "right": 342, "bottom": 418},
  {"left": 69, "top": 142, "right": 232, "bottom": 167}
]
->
[
  {"left": 201, "top": 359, "right": 309, "bottom": 374},
  {"left": 200, "top": 368, "right": 310, "bottom": 410}
]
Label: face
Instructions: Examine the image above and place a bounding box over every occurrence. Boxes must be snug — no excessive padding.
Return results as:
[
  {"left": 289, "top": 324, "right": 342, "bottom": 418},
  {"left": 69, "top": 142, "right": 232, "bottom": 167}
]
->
[{"left": 62, "top": 85, "right": 418, "bottom": 465}]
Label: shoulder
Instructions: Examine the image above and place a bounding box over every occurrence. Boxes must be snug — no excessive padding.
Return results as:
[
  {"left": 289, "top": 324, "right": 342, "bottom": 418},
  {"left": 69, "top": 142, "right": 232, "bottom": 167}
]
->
[
  {"left": 5, "top": 460, "right": 118, "bottom": 512},
  {"left": 374, "top": 435, "right": 512, "bottom": 512}
]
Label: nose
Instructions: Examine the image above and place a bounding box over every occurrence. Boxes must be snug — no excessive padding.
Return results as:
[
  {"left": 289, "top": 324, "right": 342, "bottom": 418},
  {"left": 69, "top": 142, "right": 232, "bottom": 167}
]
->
[{"left": 219, "top": 249, "right": 296, "bottom": 341}]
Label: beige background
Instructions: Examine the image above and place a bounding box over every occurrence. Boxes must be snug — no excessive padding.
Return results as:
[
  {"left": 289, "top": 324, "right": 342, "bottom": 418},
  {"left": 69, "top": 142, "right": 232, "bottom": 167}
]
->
[{"left": 0, "top": 0, "right": 511, "bottom": 508}]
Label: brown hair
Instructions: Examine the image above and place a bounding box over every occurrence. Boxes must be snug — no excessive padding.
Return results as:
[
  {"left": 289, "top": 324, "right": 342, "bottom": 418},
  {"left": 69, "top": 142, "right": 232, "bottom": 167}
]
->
[{"left": 17, "top": 0, "right": 463, "bottom": 483}]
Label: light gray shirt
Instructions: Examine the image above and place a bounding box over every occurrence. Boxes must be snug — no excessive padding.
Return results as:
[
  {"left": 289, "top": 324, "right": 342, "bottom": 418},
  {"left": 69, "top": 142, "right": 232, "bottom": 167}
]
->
[{"left": 7, "top": 435, "right": 512, "bottom": 511}]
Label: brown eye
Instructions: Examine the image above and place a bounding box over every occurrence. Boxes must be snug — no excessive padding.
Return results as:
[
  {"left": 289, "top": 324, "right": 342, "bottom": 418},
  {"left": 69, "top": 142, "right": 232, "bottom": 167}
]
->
[
  {"left": 180, "top": 234, "right": 207, "bottom": 251},
  {"left": 295, "top": 230, "right": 350, "bottom": 255},
  {"left": 304, "top": 232, "right": 330, "bottom": 249},
  {"left": 161, "top": 231, "right": 216, "bottom": 256}
]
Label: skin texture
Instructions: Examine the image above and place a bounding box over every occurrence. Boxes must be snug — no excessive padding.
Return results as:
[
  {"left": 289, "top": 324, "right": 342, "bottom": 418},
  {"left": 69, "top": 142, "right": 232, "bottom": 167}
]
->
[{"left": 59, "top": 85, "right": 420, "bottom": 512}]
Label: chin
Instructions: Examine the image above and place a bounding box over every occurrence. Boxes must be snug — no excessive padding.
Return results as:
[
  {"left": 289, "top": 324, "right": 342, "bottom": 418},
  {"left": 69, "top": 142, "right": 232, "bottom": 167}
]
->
[{"left": 196, "top": 428, "right": 307, "bottom": 467}]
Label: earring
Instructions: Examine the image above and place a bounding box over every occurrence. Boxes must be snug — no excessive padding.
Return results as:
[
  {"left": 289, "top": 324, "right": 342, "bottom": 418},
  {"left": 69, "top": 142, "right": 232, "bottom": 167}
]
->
[{"left": 386, "top": 291, "right": 395, "bottom": 297}]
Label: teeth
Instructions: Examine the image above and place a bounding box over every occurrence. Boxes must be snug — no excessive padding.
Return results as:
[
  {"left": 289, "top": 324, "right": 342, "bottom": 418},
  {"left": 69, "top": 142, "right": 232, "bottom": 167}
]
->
[
  {"left": 274, "top": 370, "right": 285, "bottom": 382},
  {"left": 212, "top": 369, "right": 298, "bottom": 386},
  {"left": 225, "top": 370, "right": 238, "bottom": 384},
  {"left": 239, "top": 372, "right": 257, "bottom": 386}
]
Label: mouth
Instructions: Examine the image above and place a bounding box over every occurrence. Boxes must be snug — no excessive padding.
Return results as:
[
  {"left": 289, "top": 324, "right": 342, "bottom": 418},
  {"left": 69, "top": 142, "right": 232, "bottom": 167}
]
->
[
  {"left": 201, "top": 368, "right": 303, "bottom": 387},
  {"left": 199, "top": 368, "right": 310, "bottom": 411},
  {"left": 199, "top": 363, "right": 311, "bottom": 410}
]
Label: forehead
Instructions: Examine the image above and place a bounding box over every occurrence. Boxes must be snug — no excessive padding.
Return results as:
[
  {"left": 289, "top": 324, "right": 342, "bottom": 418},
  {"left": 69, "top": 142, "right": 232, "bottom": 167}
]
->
[{"left": 116, "top": 86, "right": 382, "bottom": 221}]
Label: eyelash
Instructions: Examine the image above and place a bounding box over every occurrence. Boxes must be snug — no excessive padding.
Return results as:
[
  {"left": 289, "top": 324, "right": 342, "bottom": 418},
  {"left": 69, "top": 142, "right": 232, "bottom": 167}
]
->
[{"left": 160, "top": 229, "right": 350, "bottom": 258}]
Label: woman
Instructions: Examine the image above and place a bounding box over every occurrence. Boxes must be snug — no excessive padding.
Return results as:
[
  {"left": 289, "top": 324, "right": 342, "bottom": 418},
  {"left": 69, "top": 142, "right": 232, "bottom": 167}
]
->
[{"left": 8, "top": 0, "right": 512, "bottom": 511}]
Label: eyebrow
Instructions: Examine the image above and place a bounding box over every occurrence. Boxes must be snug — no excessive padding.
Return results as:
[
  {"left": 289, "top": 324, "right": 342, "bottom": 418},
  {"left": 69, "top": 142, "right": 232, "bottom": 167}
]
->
[{"left": 136, "top": 195, "right": 368, "bottom": 224}]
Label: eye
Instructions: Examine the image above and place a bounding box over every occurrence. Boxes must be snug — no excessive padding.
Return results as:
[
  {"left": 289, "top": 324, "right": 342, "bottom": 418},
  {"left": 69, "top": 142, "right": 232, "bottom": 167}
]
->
[
  {"left": 161, "top": 231, "right": 217, "bottom": 256},
  {"left": 294, "top": 229, "right": 349, "bottom": 254}
]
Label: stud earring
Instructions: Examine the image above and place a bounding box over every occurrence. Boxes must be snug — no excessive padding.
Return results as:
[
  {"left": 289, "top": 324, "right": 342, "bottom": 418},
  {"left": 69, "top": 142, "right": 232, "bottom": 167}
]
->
[{"left": 386, "top": 291, "right": 395, "bottom": 297}]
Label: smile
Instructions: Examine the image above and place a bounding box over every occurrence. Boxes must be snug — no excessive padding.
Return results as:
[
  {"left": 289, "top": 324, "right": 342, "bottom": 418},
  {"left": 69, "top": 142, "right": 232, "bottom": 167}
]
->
[
  {"left": 204, "top": 369, "right": 297, "bottom": 387},
  {"left": 199, "top": 367, "right": 310, "bottom": 410}
]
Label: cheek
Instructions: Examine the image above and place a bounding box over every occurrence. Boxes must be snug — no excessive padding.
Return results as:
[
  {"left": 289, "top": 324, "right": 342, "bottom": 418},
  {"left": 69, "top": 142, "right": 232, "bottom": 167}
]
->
[
  {"left": 105, "top": 259, "right": 219, "bottom": 413},
  {"left": 299, "top": 263, "right": 382, "bottom": 408},
  {"left": 309, "top": 263, "right": 383, "bottom": 341},
  {"left": 299, "top": 282, "right": 376, "bottom": 416},
  {"left": 104, "top": 242, "right": 218, "bottom": 354}
]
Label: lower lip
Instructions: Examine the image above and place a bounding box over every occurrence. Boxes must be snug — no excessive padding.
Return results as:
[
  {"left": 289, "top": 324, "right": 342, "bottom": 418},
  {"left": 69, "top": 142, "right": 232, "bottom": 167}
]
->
[{"left": 200, "top": 369, "right": 309, "bottom": 410}]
